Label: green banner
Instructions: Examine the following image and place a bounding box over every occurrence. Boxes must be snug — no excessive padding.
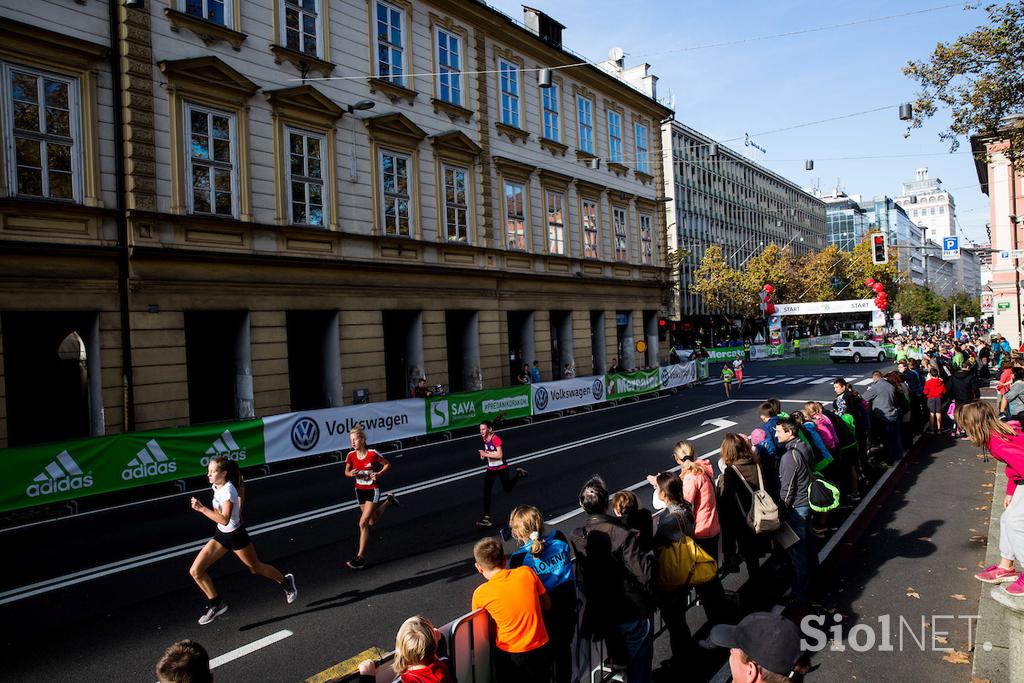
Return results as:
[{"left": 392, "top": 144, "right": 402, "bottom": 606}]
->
[
  {"left": 0, "top": 420, "right": 265, "bottom": 513},
  {"left": 425, "top": 386, "right": 532, "bottom": 433},
  {"left": 606, "top": 369, "right": 662, "bottom": 399}
]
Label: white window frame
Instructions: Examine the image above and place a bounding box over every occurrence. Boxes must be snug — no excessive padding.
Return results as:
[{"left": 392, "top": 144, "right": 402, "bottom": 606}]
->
[
  {"left": 379, "top": 148, "right": 413, "bottom": 237},
  {"left": 285, "top": 126, "right": 328, "bottom": 227},
  {"left": 504, "top": 179, "right": 527, "bottom": 251},
  {"left": 375, "top": 1, "right": 406, "bottom": 86},
  {"left": 498, "top": 59, "right": 520, "bottom": 128},
  {"left": 613, "top": 206, "right": 628, "bottom": 262},
  {"left": 634, "top": 122, "right": 649, "bottom": 174},
  {"left": 582, "top": 198, "right": 599, "bottom": 259},
  {"left": 443, "top": 163, "right": 469, "bottom": 242},
  {"left": 542, "top": 83, "right": 560, "bottom": 142},
  {"left": 577, "top": 95, "right": 593, "bottom": 154},
  {"left": 546, "top": 189, "right": 565, "bottom": 255},
  {"left": 280, "top": 0, "right": 324, "bottom": 58},
  {"left": 608, "top": 110, "right": 623, "bottom": 164},
  {"left": 180, "top": 0, "right": 232, "bottom": 28},
  {"left": 436, "top": 28, "right": 462, "bottom": 107},
  {"left": 184, "top": 102, "right": 239, "bottom": 218},
  {"left": 2, "top": 62, "right": 83, "bottom": 202},
  {"left": 639, "top": 213, "right": 653, "bottom": 265}
]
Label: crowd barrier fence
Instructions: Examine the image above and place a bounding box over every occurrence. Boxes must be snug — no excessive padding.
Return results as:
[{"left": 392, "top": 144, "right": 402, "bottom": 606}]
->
[{"left": 0, "top": 364, "right": 698, "bottom": 514}]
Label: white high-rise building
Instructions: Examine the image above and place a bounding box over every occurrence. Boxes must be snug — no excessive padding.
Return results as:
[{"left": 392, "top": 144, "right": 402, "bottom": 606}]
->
[{"left": 895, "top": 167, "right": 956, "bottom": 242}]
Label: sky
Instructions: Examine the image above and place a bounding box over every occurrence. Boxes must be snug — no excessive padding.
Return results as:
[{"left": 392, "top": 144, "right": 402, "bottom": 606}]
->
[{"left": 486, "top": 0, "right": 993, "bottom": 245}]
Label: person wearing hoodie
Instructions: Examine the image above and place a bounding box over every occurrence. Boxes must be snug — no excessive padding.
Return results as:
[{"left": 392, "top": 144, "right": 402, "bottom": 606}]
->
[{"left": 949, "top": 363, "right": 980, "bottom": 437}]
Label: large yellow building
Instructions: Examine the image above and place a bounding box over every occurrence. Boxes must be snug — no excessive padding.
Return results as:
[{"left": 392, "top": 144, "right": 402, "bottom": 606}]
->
[{"left": 0, "top": 0, "right": 672, "bottom": 447}]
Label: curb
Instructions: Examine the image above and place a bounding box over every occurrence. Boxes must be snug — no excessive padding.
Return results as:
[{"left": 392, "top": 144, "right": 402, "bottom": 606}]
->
[{"left": 972, "top": 463, "right": 1010, "bottom": 683}]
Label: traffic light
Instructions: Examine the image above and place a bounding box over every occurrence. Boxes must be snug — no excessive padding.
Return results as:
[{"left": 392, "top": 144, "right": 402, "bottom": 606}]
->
[{"left": 871, "top": 232, "right": 888, "bottom": 265}]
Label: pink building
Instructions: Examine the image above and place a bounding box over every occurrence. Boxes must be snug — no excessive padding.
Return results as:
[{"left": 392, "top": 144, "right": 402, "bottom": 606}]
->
[{"left": 972, "top": 126, "right": 1024, "bottom": 345}]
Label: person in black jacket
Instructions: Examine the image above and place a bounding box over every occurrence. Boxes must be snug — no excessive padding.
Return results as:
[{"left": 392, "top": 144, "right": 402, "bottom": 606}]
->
[
  {"left": 949, "top": 364, "right": 980, "bottom": 437},
  {"left": 571, "top": 476, "right": 654, "bottom": 683},
  {"left": 717, "top": 434, "right": 772, "bottom": 583}
]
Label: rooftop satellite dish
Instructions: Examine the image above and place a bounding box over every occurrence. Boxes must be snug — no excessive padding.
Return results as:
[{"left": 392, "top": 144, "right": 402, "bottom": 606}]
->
[{"left": 608, "top": 47, "right": 625, "bottom": 62}]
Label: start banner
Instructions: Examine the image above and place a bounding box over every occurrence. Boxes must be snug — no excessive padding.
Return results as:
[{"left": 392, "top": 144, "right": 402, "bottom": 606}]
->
[
  {"left": 263, "top": 399, "right": 426, "bottom": 462},
  {"left": 659, "top": 362, "right": 697, "bottom": 390},
  {"left": 0, "top": 420, "right": 265, "bottom": 513},
  {"left": 531, "top": 377, "right": 607, "bottom": 414},
  {"left": 426, "top": 385, "right": 532, "bottom": 433},
  {"left": 606, "top": 369, "right": 661, "bottom": 399}
]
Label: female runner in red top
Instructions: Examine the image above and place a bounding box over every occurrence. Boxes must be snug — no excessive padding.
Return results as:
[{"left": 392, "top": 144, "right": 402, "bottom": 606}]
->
[{"left": 344, "top": 425, "right": 398, "bottom": 569}]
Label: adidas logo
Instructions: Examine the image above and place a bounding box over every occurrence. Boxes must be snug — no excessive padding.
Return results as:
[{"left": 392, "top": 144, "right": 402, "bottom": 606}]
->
[
  {"left": 121, "top": 439, "right": 177, "bottom": 480},
  {"left": 201, "top": 429, "right": 247, "bottom": 466},
  {"left": 26, "top": 450, "right": 94, "bottom": 498}
]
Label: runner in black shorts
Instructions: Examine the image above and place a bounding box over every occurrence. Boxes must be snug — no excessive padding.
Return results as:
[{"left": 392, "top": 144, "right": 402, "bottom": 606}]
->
[
  {"left": 476, "top": 420, "right": 528, "bottom": 528},
  {"left": 344, "top": 425, "right": 398, "bottom": 569},
  {"left": 189, "top": 456, "right": 297, "bottom": 625}
]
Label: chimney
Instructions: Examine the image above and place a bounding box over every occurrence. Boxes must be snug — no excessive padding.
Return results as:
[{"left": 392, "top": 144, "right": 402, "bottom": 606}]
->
[{"left": 522, "top": 6, "right": 564, "bottom": 49}]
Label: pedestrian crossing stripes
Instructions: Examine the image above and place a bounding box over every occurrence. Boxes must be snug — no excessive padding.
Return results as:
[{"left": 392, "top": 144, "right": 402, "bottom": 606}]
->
[{"left": 705, "top": 374, "right": 863, "bottom": 386}]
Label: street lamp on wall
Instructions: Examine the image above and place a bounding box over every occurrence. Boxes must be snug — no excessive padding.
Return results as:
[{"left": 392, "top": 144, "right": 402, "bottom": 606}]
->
[
  {"left": 899, "top": 103, "right": 914, "bottom": 121},
  {"left": 124, "top": 0, "right": 145, "bottom": 8},
  {"left": 538, "top": 68, "right": 553, "bottom": 88}
]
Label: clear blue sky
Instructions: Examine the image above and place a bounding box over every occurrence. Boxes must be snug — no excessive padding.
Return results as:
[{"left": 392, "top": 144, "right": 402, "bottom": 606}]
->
[{"left": 487, "top": 0, "right": 992, "bottom": 245}]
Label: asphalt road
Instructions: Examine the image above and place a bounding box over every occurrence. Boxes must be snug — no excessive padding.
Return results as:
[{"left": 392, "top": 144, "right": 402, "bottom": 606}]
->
[{"left": 0, "top": 360, "right": 881, "bottom": 682}]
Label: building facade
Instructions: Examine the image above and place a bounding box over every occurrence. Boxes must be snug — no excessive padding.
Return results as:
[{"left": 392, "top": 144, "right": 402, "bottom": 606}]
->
[
  {"left": 895, "top": 167, "right": 956, "bottom": 243},
  {"left": 0, "top": 1, "right": 672, "bottom": 448},
  {"left": 922, "top": 242, "right": 981, "bottom": 300},
  {"left": 972, "top": 125, "right": 1024, "bottom": 344},
  {"left": 662, "top": 121, "right": 827, "bottom": 323}
]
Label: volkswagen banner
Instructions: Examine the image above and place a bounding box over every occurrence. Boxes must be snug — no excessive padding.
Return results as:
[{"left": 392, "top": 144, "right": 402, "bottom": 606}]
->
[
  {"left": 263, "top": 399, "right": 426, "bottom": 462},
  {"left": 659, "top": 362, "right": 697, "bottom": 390},
  {"left": 531, "top": 376, "right": 606, "bottom": 415}
]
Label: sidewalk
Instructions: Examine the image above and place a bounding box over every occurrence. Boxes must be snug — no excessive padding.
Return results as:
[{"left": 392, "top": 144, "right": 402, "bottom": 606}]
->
[
  {"left": 973, "top": 463, "right": 1011, "bottom": 682},
  {"left": 810, "top": 431, "right": 995, "bottom": 681}
]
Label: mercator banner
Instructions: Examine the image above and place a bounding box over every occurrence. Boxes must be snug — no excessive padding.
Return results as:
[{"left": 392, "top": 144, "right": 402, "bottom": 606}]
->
[
  {"left": 0, "top": 420, "right": 265, "bottom": 513},
  {"left": 659, "top": 362, "right": 697, "bottom": 390},
  {"left": 531, "top": 377, "right": 607, "bottom": 414},
  {"left": 262, "top": 399, "right": 426, "bottom": 462},
  {"left": 606, "top": 369, "right": 661, "bottom": 399},
  {"left": 426, "top": 386, "right": 531, "bottom": 433}
]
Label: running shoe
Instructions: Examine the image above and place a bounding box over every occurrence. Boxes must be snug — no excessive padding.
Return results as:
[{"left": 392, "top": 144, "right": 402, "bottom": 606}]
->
[
  {"left": 346, "top": 557, "right": 366, "bottom": 570},
  {"left": 976, "top": 565, "right": 1019, "bottom": 584},
  {"left": 198, "top": 602, "right": 228, "bottom": 625},
  {"left": 386, "top": 493, "right": 400, "bottom": 508},
  {"left": 516, "top": 467, "right": 529, "bottom": 479},
  {"left": 283, "top": 573, "right": 298, "bottom": 603},
  {"left": 476, "top": 515, "right": 493, "bottom": 528},
  {"left": 992, "top": 586, "right": 1024, "bottom": 613},
  {"left": 1003, "top": 575, "right": 1024, "bottom": 596}
]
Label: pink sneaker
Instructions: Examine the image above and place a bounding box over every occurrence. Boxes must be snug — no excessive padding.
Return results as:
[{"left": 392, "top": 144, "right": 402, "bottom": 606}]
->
[
  {"left": 1003, "top": 575, "right": 1024, "bottom": 596},
  {"left": 976, "top": 565, "right": 1019, "bottom": 584}
]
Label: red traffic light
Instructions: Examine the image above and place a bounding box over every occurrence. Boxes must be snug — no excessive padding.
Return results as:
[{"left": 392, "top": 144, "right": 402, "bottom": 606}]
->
[
  {"left": 873, "top": 235, "right": 884, "bottom": 246},
  {"left": 658, "top": 319, "right": 666, "bottom": 327}
]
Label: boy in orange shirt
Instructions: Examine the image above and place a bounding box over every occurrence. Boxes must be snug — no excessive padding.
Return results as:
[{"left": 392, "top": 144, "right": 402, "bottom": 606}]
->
[{"left": 471, "top": 537, "right": 551, "bottom": 682}]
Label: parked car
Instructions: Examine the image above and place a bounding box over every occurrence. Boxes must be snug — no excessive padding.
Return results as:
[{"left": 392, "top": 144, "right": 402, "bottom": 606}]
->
[{"left": 830, "top": 339, "right": 886, "bottom": 363}]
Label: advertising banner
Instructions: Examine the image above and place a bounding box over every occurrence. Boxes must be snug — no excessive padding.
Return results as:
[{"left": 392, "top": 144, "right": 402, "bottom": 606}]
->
[
  {"left": 0, "top": 420, "right": 265, "bottom": 513},
  {"left": 697, "top": 359, "right": 710, "bottom": 380},
  {"left": 659, "top": 362, "right": 697, "bottom": 390},
  {"left": 703, "top": 347, "right": 746, "bottom": 362},
  {"left": 263, "top": 399, "right": 426, "bottom": 462},
  {"left": 426, "top": 386, "right": 532, "bottom": 433},
  {"left": 531, "top": 377, "right": 607, "bottom": 415},
  {"left": 606, "top": 369, "right": 661, "bottom": 399}
]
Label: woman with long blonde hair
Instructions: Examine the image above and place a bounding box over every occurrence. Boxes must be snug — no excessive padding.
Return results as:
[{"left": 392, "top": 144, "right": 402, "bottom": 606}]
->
[
  {"left": 959, "top": 401, "right": 1024, "bottom": 607},
  {"left": 344, "top": 425, "right": 398, "bottom": 570}
]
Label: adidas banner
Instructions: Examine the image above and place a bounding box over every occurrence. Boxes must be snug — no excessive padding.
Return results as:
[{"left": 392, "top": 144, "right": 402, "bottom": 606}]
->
[
  {"left": 425, "top": 386, "right": 532, "bottom": 433},
  {"left": 0, "top": 421, "right": 265, "bottom": 513},
  {"left": 659, "top": 362, "right": 698, "bottom": 390},
  {"left": 531, "top": 377, "right": 607, "bottom": 415},
  {"left": 262, "top": 399, "right": 427, "bottom": 462}
]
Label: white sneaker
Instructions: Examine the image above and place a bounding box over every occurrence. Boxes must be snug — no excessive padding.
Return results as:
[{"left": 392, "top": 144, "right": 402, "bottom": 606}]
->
[
  {"left": 198, "top": 602, "right": 228, "bottom": 625},
  {"left": 283, "top": 574, "right": 298, "bottom": 604}
]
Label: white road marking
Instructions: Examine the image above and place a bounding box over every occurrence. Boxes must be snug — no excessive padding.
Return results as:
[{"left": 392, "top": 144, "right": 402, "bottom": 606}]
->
[
  {"left": 686, "top": 417, "right": 738, "bottom": 441},
  {"left": 547, "top": 447, "right": 722, "bottom": 525},
  {"left": 740, "top": 378, "right": 774, "bottom": 385},
  {"left": 810, "top": 377, "right": 837, "bottom": 384},
  {"left": 0, "top": 400, "right": 736, "bottom": 606},
  {"left": 854, "top": 378, "right": 874, "bottom": 386},
  {"left": 784, "top": 376, "right": 816, "bottom": 385},
  {"left": 762, "top": 377, "right": 799, "bottom": 385},
  {"left": 210, "top": 630, "right": 293, "bottom": 669}
]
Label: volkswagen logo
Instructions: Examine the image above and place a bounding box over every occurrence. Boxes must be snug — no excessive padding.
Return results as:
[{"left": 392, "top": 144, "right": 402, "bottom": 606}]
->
[
  {"left": 291, "top": 417, "right": 320, "bottom": 452},
  {"left": 534, "top": 386, "right": 549, "bottom": 411},
  {"left": 592, "top": 379, "right": 604, "bottom": 400}
]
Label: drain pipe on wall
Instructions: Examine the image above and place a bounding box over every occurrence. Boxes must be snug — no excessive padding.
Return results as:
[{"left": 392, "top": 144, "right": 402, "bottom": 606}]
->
[{"left": 109, "top": 0, "right": 136, "bottom": 432}]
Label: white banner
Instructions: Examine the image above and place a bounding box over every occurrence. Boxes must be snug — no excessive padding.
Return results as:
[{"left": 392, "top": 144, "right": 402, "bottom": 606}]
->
[
  {"left": 263, "top": 399, "right": 427, "bottom": 462},
  {"left": 659, "top": 362, "right": 697, "bottom": 390},
  {"left": 531, "top": 377, "right": 607, "bottom": 414},
  {"left": 774, "top": 299, "right": 878, "bottom": 316}
]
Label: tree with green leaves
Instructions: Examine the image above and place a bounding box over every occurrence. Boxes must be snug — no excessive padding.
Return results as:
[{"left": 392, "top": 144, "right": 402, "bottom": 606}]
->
[
  {"left": 838, "top": 237, "right": 902, "bottom": 300},
  {"left": 904, "top": 1, "right": 1024, "bottom": 167},
  {"left": 945, "top": 290, "right": 982, "bottom": 320},
  {"left": 689, "top": 245, "right": 742, "bottom": 313},
  {"left": 738, "top": 243, "right": 795, "bottom": 315}
]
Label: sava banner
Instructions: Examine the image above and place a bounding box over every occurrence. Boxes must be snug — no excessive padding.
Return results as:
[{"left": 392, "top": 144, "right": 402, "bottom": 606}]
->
[
  {"left": 0, "top": 420, "right": 265, "bottom": 513},
  {"left": 262, "top": 399, "right": 427, "bottom": 462},
  {"left": 426, "top": 386, "right": 532, "bottom": 433}
]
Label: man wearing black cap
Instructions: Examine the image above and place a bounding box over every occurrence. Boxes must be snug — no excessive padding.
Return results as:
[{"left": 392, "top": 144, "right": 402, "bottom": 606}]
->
[{"left": 708, "top": 612, "right": 802, "bottom": 683}]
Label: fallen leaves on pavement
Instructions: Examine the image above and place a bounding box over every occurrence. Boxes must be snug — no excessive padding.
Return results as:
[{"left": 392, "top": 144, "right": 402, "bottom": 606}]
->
[
  {"left": 943, "top": 650, "right": 971, "bottom": 665},
  {"left": 934, "top": 635, "right": 949, "bottom": 645},
  {"left": 907, "top": 587, "right": 921, "bottom": 599},
  {"left": 951, "top": 594, "right": 967, "bottom": 601}
]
